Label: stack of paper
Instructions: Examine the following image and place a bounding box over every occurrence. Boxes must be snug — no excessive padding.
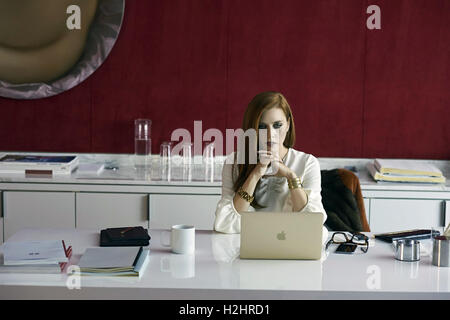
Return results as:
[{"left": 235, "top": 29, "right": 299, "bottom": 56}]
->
[
  {"left": 76, "top": 163, "right": 105, "bottom": 176},
  {"left": 77, "top": 247, "right": 149, "bottom": 277},
  {"left": 0, "top": 240, "right": 72, "bottom": 273},
  {"left": 367, "top": 159, "right": 446, "bottom": 183}
]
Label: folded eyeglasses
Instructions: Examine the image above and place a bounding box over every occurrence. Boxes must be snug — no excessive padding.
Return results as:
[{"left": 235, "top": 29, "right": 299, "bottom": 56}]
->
[{"left": 325, "top": 231, "right": 369, "bottom": 253}]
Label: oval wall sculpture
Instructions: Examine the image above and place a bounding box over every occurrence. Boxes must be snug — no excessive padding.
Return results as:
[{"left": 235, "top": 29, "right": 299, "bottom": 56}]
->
[{"left": 0, "top": 0, "right": 125, "bottom": 99}]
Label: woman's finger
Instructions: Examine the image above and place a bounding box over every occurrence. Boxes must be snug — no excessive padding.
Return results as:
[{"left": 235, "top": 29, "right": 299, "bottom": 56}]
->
[
  {"left": 257, "top": 150, "right": 272, "bottom": 157},
  {"left": 259, "top": 155, "right": 271, "bottom": 166}
]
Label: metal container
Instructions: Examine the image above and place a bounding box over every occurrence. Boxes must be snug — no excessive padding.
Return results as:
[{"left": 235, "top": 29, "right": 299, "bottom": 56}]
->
[
  {"left": 432, "top": 236, "right": 450, "bottom": 267},
  {"left": 392, "top": 239, "right": 420, "bottom": 262}
]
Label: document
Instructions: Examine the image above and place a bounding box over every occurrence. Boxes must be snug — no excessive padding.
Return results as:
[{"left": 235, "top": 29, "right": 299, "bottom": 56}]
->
[
  {"left": 374, "top": 159, "right": 443, "bottom": 177},
  {"left": 367, "top": 163, "right": 446, "bottom": 183},
  {"left": 76, "top": 163, "right": 105, "bottom": 175},
  {"left": 3, "top": 240, "right": 68, "bottom": 265}
]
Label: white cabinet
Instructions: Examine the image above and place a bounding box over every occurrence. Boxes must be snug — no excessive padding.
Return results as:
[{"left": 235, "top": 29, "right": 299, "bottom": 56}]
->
[
  {"left": 149, "top": 194, "right": 221, "bottom": 230},
  {"left": 369, "top": 198, "right": 445, "bottom": 233},
  {"left": 76, "top": 193, "right": 148, "bottom": 229},
  {"left": 3, "top": 191, "right": 75, "bottom": 240},
  {"left": 363, "top": 198, "right": 370, "bottom": 224},
  {"left": 0, "top": 191, "right": 3, "bottom": 244}
]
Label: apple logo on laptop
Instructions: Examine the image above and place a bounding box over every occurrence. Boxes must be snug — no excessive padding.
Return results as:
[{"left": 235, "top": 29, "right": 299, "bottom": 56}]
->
[{"left": 277, "top": 231, "right": 286, "bottom": 240}]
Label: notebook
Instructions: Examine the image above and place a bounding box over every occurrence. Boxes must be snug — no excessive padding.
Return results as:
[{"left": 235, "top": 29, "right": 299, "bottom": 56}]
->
[
  {"left": 78, "top": 246, "right": 149, "bottom": 277},
  {"left": 374, "top": 229, "right": 440, "bottom": 243},
  {"left": 239, "top": 212, "right": 324, "bottom": 260}
]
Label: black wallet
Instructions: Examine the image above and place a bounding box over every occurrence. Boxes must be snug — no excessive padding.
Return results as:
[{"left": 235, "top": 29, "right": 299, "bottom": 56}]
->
[{"left": 100, "top": 226, "right": 151, "bottom": 247}]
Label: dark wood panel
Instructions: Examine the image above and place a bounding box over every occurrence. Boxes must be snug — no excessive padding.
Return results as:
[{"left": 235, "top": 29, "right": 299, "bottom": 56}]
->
[
  {"left": 89, "top": 0, "right": 228, "bottom": 154},
  {"left": 0, "top": 0, "right": 448, "bottom": 159},
  {"left": 363, "top": 0, "right": 450, "bottom": 159},
  {"left": 226, "top": 0, "right": 366, "bottom": 157},
  {"left": 0, "top": 80, "right": 91, "bottom": 152}
]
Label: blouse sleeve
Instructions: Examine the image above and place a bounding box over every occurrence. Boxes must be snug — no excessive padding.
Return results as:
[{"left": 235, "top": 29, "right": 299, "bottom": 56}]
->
[
  {"left": 214, "top": 161, "right": 242, "bottom": 234},
  {"left": 297, "top": 155, "right": 328, "bottom": 243}
]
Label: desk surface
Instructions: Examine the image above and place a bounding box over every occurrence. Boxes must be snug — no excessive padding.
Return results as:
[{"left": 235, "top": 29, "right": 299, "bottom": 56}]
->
[{"left": 0, "top": 228, "right": 449, "bottom": 299}]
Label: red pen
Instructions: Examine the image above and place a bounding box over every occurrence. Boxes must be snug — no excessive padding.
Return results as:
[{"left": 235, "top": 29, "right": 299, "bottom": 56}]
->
[{"left": 120, "top": 227, "right": 135, "bottom": 235}]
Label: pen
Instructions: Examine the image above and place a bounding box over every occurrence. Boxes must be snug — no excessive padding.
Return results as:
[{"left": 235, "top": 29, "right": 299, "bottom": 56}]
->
[{"left": 121, "top": 227, "right": 135, "bottom": 235}]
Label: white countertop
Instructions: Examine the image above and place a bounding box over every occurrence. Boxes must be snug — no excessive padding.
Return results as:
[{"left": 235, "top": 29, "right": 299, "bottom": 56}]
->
[
  {"left": 0, "top": 228, "right": 449, "bottom": 299},
  {"left": 0, "top": 152, "right": 448, "bottom": 192},
  {"left": 0, "top": 153, "right": 224, "bottom": 187}
]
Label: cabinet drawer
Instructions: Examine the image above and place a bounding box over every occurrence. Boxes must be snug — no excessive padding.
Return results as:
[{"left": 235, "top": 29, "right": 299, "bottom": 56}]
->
[
  {"left": 0, "top": 217, "right": 3, "bottom": 245},
  {"left": 370, "top": 198, "right": 444, "bottom": 233},
  {"left": 76, "top": 193, "right": 148, "bottom": 229},
  {"left": 0, "top": 191, "right": 3, "bottom": 244},
  {"left": 149, "top": 194, "right": 220, "bottom": 230},
  {"left": 446, "top": 201, "right": 450, "bottom": 226},
  {"left": 3, "top": 191, "right": 75, "bottom": 240}
]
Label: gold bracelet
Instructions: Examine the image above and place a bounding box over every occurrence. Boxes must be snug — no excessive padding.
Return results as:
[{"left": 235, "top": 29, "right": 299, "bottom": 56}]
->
[
  {"left": 287, "top": 177, "right": 303, "bottom": 189},
  {"left": 237, "top": 187, "right": 254, "bottom": 203}
]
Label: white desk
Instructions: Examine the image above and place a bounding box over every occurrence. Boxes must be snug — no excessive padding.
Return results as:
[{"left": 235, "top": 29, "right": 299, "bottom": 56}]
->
[{"left": 0, "top": 228, "right": 449, "bottom": 299}]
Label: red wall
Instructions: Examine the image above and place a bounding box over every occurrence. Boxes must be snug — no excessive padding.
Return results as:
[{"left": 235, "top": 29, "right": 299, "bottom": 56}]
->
[{"left": 0, "top": 0, "right": 449, "bottom": 159}]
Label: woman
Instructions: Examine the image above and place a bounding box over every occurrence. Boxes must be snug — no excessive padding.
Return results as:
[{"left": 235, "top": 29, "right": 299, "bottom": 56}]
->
[{"left": 214, "top": 91, "right": 328, "bottom": 243}]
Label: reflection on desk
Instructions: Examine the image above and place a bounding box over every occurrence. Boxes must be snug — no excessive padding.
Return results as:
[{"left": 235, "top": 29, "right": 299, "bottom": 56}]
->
[
  {"left": 160, "top": 254, "right": 195, "bottom": 279},
  {"left": 210, "top": 233, "right": 324, "bottom": 291}
]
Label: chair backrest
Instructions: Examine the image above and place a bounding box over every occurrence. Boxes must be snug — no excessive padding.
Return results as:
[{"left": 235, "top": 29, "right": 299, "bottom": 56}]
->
[
  {"left": 320, "top": 168, "right": 370, "bottom": 232},
  {"left": 337, "top": 169, "right": 370, "bottom": 232}
]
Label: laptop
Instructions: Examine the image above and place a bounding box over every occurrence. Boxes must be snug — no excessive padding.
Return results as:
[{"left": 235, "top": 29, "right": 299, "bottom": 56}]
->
[{"left": 239, "top": 212, "right": 324, "bottom": 260}]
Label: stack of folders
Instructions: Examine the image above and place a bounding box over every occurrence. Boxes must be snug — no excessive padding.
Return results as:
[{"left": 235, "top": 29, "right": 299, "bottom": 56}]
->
[
  {"left": 367, "top": 159, "right": 446, "bottom": 184},
  {"left": 77, "top": 247, "right": 149, "bottom": 277},
  {"left": 0, "top": 240, "right": 72, "bottom": 274}
]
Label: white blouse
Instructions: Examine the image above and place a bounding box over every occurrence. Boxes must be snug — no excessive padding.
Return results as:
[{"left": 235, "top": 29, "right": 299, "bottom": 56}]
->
[{"left": 214, "top": 148, "right": 328, "bottom": 244}]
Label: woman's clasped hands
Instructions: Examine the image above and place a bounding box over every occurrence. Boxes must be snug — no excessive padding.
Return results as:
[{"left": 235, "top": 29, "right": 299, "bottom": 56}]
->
[{"left": 255, "top": 150, "right": 296, "bottom": 179}]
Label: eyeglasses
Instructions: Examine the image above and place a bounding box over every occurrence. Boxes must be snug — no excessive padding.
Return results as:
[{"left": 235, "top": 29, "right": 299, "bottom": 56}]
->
[{"left": 326, "top": 232, "right": 369, "bottom": 253}]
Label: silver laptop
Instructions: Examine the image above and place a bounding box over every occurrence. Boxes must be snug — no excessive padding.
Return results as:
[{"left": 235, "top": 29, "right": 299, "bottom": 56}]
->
[{"left": 239, "top": 212, "right": 324, "bottom": 260}]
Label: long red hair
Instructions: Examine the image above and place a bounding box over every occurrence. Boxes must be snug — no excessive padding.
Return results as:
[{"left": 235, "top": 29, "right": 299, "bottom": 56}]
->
[{"left": 233, "top": 91, "right": 296, "bottom": 208}]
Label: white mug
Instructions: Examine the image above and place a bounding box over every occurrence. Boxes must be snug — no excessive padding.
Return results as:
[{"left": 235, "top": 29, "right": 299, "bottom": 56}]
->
[{"left": 161, "top": 225, "right": 195, "bottom": 254}]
